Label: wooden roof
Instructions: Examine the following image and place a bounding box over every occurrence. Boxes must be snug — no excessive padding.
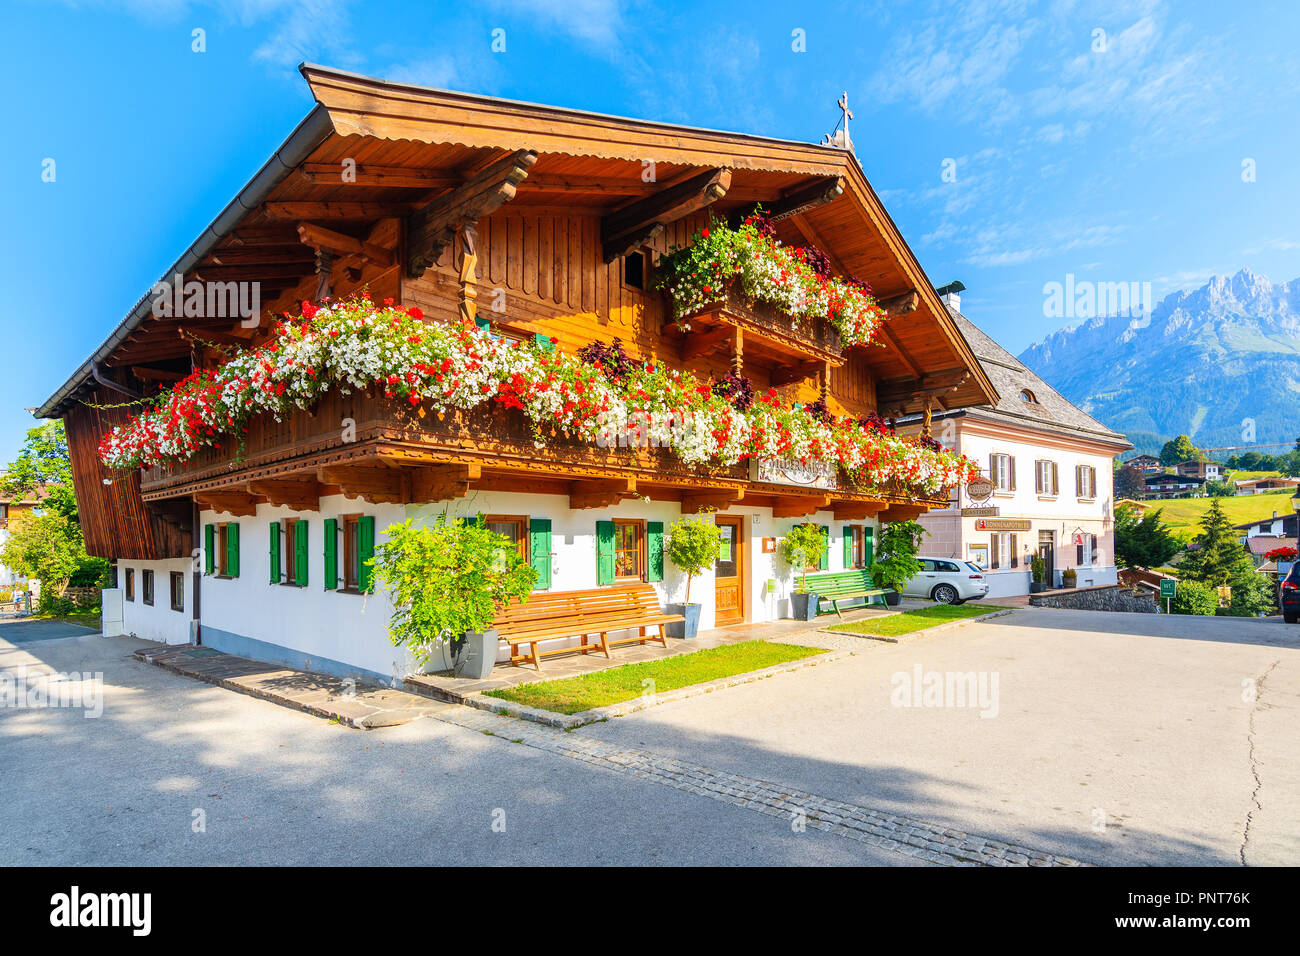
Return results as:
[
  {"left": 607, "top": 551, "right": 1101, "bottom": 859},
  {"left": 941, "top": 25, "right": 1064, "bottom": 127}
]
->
[{"left": 38, "top": 64, "right": 997, "bottom": 415}]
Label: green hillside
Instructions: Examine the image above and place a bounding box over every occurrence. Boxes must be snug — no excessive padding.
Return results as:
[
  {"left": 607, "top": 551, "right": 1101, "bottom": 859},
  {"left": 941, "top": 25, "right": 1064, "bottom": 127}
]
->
[{"left": 1120, "top": 489, "right": 1295, "bottom": 539}]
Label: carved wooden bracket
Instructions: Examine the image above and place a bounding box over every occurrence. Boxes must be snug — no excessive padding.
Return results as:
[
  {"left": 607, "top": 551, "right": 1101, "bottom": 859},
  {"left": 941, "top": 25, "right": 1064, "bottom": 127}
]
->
[
  {"left": 317, "top": 464, "right": 410, "bottom": 504},
  {"left": 570, "top": 477, "right": 638, "bottom": 510},
  {"left": 409, "top": 462, "right": 482, "bottom": 502},
  {"left": 680, "top": 488, "right": 745, "bottom": 514},
  {"left": 601, "top": 167, "right": 731, "bottom": 263},
  {"left": 193, "top": 491, "right": 266, "bottom": 517},
  {"left": 772, "top": 494, "right": 832, "bottom": 518},
  {"left": 406, "top": 149, "right": 538, "bottom": 279},
  {"left": 246, "top": 478, "right": 329, "bottom": 511},
  {"left": 832, "top": 501, "right": 886, "bottom": 521}
]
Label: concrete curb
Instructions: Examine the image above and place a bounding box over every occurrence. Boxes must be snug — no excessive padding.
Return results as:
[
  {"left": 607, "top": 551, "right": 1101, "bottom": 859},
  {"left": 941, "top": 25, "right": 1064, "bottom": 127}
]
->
[
  {"left": 817, "top": 607, "right": 1020, "bottom": 643},
  {"left": 466, "top": 647, "right": 855, "bottom": 729}
]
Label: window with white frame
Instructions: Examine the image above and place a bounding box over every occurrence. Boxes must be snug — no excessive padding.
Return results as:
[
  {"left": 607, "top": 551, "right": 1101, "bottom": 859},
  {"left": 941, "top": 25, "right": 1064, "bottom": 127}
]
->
[
  {"left": 1034, "top": 459, "right": 1059, "bottom": 496},
  {"left": 989, "top": 453, "right": 1016, "bottom": 492}
]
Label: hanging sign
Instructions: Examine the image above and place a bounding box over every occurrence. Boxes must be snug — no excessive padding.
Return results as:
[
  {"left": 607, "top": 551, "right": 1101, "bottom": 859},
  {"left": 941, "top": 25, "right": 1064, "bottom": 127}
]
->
[{"left": 750, "top": 457, "right": 838, "bottom": 491}]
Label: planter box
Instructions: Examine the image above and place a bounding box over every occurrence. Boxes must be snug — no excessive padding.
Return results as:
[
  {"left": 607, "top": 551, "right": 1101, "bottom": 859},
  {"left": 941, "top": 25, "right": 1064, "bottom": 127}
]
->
[
  {"left": 665, "top": 603, "right": 702, "bottom": 639},
  {"left": 453, "top": 629, "right": 497, "bottom": 679},
  {"left": 791, "top": 592, "right": 819, "bottom": 621}
]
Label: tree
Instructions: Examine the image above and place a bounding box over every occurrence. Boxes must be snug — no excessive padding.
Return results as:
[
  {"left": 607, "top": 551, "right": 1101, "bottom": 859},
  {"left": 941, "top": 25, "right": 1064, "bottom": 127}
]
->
[
  {"left": 0, "top": 421, "right": 108, "bottom": 607},
  {"left": 1113, "top": 503, "right": 1181, "bottom": 569},
  {"left": 1205, "top": 479, "right": 1234, "bottom": 497},
  {"left": 1170, "top": 579, "right": 1217, "bottom": 615},
  {"left": 1179, "top": 498, "right": 1253, "bottom": 587},
  {"left": 1114, "top": 463, "right": 1145, "bottom": 499},
  {"left": 664, "top": 516, "right": 722, "bottom": 604},
  {"left": 1159, "top": 434, "right": 1199, "bottom": 466}
]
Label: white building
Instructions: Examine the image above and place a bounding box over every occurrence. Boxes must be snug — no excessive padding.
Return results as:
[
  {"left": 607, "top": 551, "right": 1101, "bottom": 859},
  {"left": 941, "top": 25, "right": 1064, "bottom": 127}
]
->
[{"left": 902, "top": 301, "right": 1132, "bottom": 597}]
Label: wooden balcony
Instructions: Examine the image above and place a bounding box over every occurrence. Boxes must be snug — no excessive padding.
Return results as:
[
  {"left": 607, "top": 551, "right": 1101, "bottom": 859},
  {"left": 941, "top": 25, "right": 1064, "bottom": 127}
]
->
[
  {"left": 664, "top": 280, "right": 845, "bottom": 377},
  {"left": 137, "top": 387, "right": 947, "bottom": 517}
]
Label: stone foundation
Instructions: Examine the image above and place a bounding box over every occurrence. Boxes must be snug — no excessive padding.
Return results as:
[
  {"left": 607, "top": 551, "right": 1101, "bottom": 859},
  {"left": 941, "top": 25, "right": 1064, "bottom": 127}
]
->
[{"left": 1028, "top": 584, "right": 1156, "bottom": 613}]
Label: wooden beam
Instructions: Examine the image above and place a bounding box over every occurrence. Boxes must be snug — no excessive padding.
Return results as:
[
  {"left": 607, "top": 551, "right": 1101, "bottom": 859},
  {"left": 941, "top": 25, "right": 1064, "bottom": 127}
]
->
[
  {"left": 876, "top": 368, "right": 970, "bottom": 409},
  {"left": 681, "top": 326, "right": 732, "bottom": 360},
  {"left": 406, "top": 148, "right": 538, "bottom": 278},
  {"left": 264, "top": 201, "right": 415, "bottom": 220},
  {"left": 408, "top": 463, "right": 482, "bottom": 502},
  {"left": 317, "top": 464, "right": 409, "bottom": 504},
  {"left": 733, "top": 177, "right": 843, "bottom": 225},
  {"left": 878, "top": 504, "right": 926, "bottom": 522},
  {"left": 876, "top": 325, "right": 923, "bottom": 379},
  {"left": 204, "top": 245, "right": 316, "bottom": 266},
  {"left": 245, "top": 478, "right": 327, "bottom": 511},
  {"left": 680, "top": 488, "right": 745, "bottom": 514},
  {"left": 569, "top": 477, "right": 637, "bottom": 511},
  {"left": 832, "top": 501, "right": 886, "bottom": 521},
  {"left": 194, "top": 492, "right": 264, "bottom": 517},
  {"left": 771, "top": 495, "right": 832, "bottom": 518},
  {"left": 521, "top": 173, "right": 659, "bottom": 196},
  {"left": 191, "top": 263, "right": 315, "bottom": 281},
  {"left": 297, "top": 222, "right": 396, "bottom": 267},
  {"left": 769, "top": 360, "right": 823, "bottom": 387},
  {"left": 601, "top": 167, "right": 731, "bottom": 262},
  {"left": 299, "top": 163, "right": 460, "bottom": 190},
  {"left": 878, "top": 290, "right": 919, "bottom": 316},
  {"left": 130, "top": 366, "right": 185, "bottom": 383}
]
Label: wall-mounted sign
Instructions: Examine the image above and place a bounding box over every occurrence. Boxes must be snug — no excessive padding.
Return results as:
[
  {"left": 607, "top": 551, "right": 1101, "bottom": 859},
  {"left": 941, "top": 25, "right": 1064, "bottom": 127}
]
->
[
  {"left": 762, "top": 537, "right": 777, "bottom": 553},
  {"left": 966, "top": 476, "right": 995, "bottom": 502},
  {"left": 974, "top": 518, "right": 1032, "bottom": 532},
  {"left": 750, "top": 457, "right": 838, "bottom": 491},
  {"left": 962, "top": 507, "right": 1000, "bottom": 517}
]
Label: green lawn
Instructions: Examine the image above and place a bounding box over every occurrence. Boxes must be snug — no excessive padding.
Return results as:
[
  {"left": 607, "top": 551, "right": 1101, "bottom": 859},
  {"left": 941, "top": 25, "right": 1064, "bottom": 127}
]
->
[
  {"left": 826, "top": 603, "right": 1013, "bottom": 637},
  {"left": 1120, "top": 488, "right": 1295, "bottom": 538},
  {"left": 484, "top": 640, "right": 826, "bottom": 714}
]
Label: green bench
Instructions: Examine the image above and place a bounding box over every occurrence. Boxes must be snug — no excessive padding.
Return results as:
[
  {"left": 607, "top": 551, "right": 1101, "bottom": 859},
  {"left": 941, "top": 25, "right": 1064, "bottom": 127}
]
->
[{"left": 800, "top": 570, "right": 892, "bottom": 617}]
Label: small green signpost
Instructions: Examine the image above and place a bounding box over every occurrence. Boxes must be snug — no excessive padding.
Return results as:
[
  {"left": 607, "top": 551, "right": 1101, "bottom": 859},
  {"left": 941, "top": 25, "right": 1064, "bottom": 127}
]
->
[{"left": 1160, "top": 578, "right": 1176, "bottom": 613}]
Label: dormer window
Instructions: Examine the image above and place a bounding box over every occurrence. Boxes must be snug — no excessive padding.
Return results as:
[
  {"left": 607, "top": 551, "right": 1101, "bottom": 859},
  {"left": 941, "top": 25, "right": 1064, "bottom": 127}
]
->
[{"left": 1019, "top": 389, "right": 1038, "bottom": 404}]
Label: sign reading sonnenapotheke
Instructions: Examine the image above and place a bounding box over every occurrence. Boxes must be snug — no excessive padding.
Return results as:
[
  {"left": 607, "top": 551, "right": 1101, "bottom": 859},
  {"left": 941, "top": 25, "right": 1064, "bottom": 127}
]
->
[
  {"left": 974, "top": 518, "right": 1032, "bottom": 532},
  {"left": 750, "top": 457, "right": 838, "bottom": 490}
]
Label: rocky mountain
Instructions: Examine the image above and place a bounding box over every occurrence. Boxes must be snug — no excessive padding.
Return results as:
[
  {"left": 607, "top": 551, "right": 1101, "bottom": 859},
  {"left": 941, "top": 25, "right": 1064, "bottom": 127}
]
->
[{"left": 1017, "top": 269, "right": 1300, "bottom": 457}]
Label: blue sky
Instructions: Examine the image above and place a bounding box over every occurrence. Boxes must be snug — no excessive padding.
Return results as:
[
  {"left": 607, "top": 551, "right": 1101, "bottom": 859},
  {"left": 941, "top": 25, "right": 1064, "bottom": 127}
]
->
[{"left": 4, "top": 0, "right": 1299, "bottom": 463}]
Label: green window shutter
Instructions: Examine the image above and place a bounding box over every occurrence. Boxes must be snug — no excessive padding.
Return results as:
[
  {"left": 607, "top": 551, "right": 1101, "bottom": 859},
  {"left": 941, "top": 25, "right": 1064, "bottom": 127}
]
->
[
  {"left": 595, "top": 520, "right": 616, "bottom": 586},
  {"left": 534, "top": 332, "right": 555, "bottom": 352},
  {"left": 843, "top": 526, "right": 855, "bottom": 568},
  {"left": 864, "top": 527, "right": 875, "bottom": 567},
  {"left": 646, "top": 521, "right": 664, "bottom": 582},
  {"left": 358, "top": 515, "right": 376, "bottom": 592},
  {"left": 226, "top": 523, "right": 240, "bottom": 578},
  {"left": 474, "top": 317, "right": 490, "bottom": 331},
  {"left": 295, "top": 519, "right": 310, "bottom": 587},
  {"left": 269, "top": 521, "right": 281, "bottom": 584},
  {"left": 529, "top": 518, "right": 552, "bottom": 590},
  {"left": 819, "top": 525, "right": 830, "bottom": 570},
  {"left": 323, "top": 518, "right": 338, "bottom": 591},
  {"left": 204, "top": 525, "right": 215, "bottom": 575}
]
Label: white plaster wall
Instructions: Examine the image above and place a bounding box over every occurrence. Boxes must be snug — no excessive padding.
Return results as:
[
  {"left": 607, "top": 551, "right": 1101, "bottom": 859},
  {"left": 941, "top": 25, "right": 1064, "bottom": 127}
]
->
[
  {"left": 119, "top": 558, "right": 193, "bottom": 645},
  {"left": 194, "top": 490, "right": 878, "bottom": 680},
  {"left": 915, "top": 423, "right": 1121, "bottom": 596}
]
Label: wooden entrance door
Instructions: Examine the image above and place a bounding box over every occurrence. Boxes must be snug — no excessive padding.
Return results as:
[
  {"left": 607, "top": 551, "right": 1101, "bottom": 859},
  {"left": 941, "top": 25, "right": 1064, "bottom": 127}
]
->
[{"left": 714, "top": 517, "right": 744, "bottom": 625}]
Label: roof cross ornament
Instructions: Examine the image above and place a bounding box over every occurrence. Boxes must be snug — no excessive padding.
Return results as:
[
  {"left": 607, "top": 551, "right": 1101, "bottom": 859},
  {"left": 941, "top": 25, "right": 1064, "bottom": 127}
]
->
[{"left": 821, "top": 91, "right": 854, "bottom": 153}]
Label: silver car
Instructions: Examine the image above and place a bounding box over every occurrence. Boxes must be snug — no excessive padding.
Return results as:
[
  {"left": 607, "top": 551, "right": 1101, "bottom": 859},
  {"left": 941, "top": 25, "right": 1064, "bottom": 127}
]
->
[{"left": 903, "top": 557, "right": 990, "bottom": 605}]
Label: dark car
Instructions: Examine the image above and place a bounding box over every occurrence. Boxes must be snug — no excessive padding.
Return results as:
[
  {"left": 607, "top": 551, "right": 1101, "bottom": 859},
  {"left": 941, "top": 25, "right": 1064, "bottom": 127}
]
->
[{"left": 1281, "top": 563, "right": 1300, "bottom": 623}]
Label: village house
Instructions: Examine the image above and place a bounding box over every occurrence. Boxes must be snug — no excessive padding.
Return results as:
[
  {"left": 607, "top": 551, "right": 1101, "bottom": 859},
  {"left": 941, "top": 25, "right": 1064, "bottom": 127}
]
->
[
  {"left": 0, "top": 485, "right": 46, "bottom": 590},
  {"left": 1141, "top": 473, "right": 1206, "bottom": 499},
  {"left": 1175, "top": 459, "right": 1221, "bottom": 481},
  {"left": 35, "top": 66, "right": 998, "bottom": 681},
  {"left": 898, "top": 288, "right": 1131, "bottom": 597},
  {"left": 1126, "top": 454, "right": 1163, "bottom": 473},
  {"left": 1234, "top": 475, "right": 1300, "bottom": 495}
]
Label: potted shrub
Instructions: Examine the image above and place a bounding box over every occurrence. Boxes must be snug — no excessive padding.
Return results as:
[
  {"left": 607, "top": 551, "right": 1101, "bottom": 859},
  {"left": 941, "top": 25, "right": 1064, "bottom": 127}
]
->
[
  {"left": 869, "top": 520, "right": 926, "bottom": 606},
  {"left": 368, "top": 515, "right": 537, "bottom": 679},
  {"left": 663, "top": 516, "right": 723, "bottom": 638},
  {"left": 781, "top": 524, "right": 826, "bottom": 620},
  {"left": 1061, "top": 567, "right": 1077, "bottom": 589},
  {"left": 1029, "top": 553, "right": 1047, "bottom": 593}
]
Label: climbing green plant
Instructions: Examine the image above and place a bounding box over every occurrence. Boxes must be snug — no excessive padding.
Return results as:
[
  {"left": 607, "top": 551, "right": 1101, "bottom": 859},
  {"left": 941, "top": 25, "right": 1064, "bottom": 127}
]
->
[
  {"left": 870, "top": 520, "right": 926, "bottom": 592},
  {"left": 368, "top": 515, "right": 537, "bottom": 663}
]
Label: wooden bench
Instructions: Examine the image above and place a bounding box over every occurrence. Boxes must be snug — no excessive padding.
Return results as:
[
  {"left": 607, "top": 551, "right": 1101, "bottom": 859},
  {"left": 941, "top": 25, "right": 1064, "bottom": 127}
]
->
[
  {"left": 801, "top": 570, "right": 892, "bottom": 617},
  {"left": 494, "top": 584, "right": 685, "bottom": 670}
]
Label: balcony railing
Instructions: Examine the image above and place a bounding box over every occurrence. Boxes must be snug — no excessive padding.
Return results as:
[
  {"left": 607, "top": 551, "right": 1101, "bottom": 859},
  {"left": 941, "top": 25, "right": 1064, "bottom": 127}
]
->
[{"left": 675, "top": 280, "right": 845, "bottom": 367}]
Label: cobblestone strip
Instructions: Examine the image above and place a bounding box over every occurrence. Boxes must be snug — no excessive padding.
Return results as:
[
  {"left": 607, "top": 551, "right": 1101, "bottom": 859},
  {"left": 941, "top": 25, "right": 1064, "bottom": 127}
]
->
[{"left": 438, "top": 706, "right": 1085, "bottom": 867}]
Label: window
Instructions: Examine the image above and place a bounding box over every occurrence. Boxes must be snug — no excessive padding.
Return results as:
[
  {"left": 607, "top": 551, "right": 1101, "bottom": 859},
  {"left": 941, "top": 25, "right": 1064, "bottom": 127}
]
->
[
  {"left": 1076, "top": 534, "right": 1099, "bottom": 567},
  {"left": 967, "top": 544, "right": 989, "bottom": 569},
  {"left": 272, "top": 518, "right": 309, "bottom": 587},
  {"left": 337, "top": 515, "right": 375, "bottom": 593},
  {"left": 989, "top": 453, "right": 1016, "bottom": 492},
  {"left": 623, "top": 250, "right": 646, "bottom": 290},
  {"left": 1034, "top": 459, "right": 1059, "bottom": 496},
  {"left": 170, "top": 572, "right": 184, "bottom": 612},
  {"left": 124, "top": 568, "right": 135, "bottom": 602},
  {"left": 484, "top": 515, "right": 529, "bottom": 562},
  {"left": 142, "top": 569, "right": 155, "bottom": 606},
  {"left": 211, "top": 522, "right": 240, "bottom": 578},
  {"left": 843, "top": 525, "right": 873, "bottom": 569},
  {"left": 344, "top": 516, "right": 361, "bottom": 590},
  {"left": 1076, "top": 464, "right": 1097, "bottom": 499},
  {"left": 990, "top": 533, "right": 1019, "bottom": 570},
  {"left": 614, "top": 519, "right": 643, "bottom": 580},
  {"left": 1019, "top": 389, "right": 1037, "bottom": 403}
]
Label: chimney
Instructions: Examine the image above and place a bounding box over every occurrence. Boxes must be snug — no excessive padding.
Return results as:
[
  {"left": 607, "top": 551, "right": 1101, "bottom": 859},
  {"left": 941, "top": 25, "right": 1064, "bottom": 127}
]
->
[{"left": 936, "top": 280, "right": 965, "bottom": 314}]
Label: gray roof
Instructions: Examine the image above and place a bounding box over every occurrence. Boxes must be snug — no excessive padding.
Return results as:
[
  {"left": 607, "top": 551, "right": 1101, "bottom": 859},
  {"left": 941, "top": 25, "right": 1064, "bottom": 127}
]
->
[{"left": 916, "top": 308, "right": 1131, "bottom": 448}]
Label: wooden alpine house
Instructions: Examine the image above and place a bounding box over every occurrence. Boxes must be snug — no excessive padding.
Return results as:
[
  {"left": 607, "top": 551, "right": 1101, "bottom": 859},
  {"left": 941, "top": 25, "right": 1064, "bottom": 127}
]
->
[{"left": 37, "top": 65, "right": 997, "bottom": 680}]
